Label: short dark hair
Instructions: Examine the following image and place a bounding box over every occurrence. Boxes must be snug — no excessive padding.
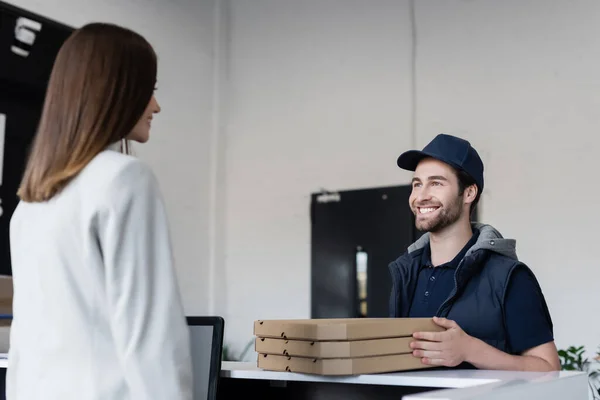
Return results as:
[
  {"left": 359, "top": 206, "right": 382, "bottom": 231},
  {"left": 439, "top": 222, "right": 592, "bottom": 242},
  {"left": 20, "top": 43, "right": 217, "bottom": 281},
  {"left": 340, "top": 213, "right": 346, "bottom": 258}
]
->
[{"left": 455, "top": 169, "right": 481, "bottom": 216}]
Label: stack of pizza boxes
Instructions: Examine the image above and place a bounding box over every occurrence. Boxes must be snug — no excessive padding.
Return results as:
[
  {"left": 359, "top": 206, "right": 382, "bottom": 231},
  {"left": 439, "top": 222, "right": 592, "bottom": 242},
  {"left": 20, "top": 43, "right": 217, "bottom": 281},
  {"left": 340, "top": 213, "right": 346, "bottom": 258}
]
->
[{"left": 253, "top": 318, "right": 444, "bottom": 375}]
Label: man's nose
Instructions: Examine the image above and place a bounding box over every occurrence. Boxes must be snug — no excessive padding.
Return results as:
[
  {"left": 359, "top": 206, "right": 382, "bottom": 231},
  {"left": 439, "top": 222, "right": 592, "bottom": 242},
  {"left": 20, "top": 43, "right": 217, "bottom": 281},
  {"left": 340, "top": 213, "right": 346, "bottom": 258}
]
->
[{"left": 415, "top": 187, "right": 432, "bottom": 203}]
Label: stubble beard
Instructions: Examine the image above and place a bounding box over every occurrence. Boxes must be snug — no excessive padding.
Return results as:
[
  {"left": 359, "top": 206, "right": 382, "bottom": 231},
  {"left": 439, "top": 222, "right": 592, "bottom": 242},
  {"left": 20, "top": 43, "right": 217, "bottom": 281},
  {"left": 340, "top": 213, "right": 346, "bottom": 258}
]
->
[{"left": 414, "top": 195, "right": 464, "bottom": 233}]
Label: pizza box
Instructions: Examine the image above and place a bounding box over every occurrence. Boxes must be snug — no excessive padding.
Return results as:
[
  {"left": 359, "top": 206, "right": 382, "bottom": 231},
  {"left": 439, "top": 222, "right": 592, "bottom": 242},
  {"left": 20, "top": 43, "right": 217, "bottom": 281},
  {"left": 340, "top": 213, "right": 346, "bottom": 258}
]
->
[
  {"left": 257, "top": 352, "right": 430, "bottom": 375},
  {"left": 0, "top": 276, "right": 12, "bottom": 326},
  {"left": 255, "top": 336, "right": 413, "bottom": 358},
  {"left": 253, "top": 318, "right": 443, "bottom": 341}
]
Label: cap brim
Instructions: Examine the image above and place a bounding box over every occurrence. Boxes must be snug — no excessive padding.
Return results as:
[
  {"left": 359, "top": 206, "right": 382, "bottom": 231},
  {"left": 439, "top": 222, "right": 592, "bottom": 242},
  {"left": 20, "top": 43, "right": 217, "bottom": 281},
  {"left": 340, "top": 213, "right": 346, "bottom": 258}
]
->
[
  {"left": 397, "top": 151, "right": 482, "bottom": 191},
  {"left": 396, "top": 150, "right": 428, "bottom": 171}
]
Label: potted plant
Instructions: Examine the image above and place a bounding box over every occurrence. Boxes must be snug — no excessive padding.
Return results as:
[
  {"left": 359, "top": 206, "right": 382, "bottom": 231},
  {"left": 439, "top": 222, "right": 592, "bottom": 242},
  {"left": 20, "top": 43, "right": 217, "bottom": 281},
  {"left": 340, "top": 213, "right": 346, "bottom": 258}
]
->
[{"left": 558, "top": 345, "right": 600, "bottom": 399}]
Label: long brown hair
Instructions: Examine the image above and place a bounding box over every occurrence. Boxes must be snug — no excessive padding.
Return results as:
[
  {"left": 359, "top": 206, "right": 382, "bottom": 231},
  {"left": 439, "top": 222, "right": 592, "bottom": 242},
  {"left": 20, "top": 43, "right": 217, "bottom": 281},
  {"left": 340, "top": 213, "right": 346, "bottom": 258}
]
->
[{"left": 17, "top": 22, "right": 157, "bottom": 202}]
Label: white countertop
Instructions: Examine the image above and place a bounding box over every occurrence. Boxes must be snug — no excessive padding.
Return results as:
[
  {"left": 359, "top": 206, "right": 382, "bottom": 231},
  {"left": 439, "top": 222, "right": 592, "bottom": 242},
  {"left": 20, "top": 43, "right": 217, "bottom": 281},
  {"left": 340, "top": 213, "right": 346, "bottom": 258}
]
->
[
  {"left": 0, "top": 358, "right": 587, "bottom": 399},
  {"left": 221, "top": 361, "right": 588, "bottom": 400},
  {"left": 221, "top": 361, "right": 501, "bottom": 388}
]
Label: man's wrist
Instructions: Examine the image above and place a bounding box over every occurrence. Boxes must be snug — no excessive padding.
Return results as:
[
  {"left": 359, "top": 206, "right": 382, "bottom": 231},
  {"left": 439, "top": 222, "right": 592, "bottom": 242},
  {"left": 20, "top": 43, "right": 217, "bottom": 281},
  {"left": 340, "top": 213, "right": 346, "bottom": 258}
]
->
[{"left": 463, "top": 334, "right": 480, "bottom": 365}]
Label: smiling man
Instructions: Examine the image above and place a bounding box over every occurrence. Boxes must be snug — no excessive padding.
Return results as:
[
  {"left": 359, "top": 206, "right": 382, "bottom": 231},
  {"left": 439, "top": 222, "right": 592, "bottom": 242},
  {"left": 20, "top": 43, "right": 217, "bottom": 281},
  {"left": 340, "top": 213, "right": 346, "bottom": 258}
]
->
[{"left": 388, "top": 133, "right": 560, "bottom": 372}]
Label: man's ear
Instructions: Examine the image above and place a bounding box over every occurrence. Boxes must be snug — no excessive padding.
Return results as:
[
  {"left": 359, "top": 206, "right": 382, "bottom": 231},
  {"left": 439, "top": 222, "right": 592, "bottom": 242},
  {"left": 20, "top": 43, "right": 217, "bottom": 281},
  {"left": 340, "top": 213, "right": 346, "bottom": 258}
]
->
[{"left": 464, "top": 184, "right": 478, "bottom": 205}]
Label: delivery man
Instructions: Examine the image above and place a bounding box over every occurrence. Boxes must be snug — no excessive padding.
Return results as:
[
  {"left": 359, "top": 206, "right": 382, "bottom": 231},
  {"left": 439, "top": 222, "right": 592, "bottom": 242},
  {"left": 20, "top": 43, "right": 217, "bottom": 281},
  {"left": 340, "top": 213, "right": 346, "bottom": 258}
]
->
[{"left": 389, "top": 133, "right": 560, "bottom": 371}]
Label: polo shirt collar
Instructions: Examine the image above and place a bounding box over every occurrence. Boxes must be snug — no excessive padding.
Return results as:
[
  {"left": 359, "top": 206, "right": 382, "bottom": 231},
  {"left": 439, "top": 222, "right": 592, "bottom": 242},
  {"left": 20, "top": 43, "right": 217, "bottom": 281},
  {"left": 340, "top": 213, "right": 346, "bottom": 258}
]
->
[{"left": 422, "top": 228, "right": 481, "bottom": 269}]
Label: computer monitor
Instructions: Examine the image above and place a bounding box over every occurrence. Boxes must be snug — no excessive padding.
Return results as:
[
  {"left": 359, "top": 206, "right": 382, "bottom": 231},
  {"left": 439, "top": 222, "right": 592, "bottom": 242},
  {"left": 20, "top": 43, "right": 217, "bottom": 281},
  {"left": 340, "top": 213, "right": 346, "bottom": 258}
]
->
[{"left": 186, "top": 316, "right": 224, "bottom": 400}]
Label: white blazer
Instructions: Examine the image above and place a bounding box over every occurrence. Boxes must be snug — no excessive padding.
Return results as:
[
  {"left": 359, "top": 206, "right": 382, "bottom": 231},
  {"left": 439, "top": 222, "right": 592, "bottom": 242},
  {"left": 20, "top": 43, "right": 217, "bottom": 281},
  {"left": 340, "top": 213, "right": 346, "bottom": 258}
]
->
[{"left": 7, "top": 146, "right": 193, "bottom": 399}]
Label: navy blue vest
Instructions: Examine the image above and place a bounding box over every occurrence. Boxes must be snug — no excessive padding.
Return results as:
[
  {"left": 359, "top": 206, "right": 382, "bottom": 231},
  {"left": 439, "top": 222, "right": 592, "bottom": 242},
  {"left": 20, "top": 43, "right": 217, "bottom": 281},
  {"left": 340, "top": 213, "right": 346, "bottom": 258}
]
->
[{"left": 388, "top": 244, "right": 552, "bottom": 355}]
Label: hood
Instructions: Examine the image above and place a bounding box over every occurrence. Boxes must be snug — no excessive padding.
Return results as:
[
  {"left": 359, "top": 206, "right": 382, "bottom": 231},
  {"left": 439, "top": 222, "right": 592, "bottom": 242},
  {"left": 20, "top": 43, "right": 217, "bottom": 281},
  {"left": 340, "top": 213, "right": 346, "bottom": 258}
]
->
[{"left": 407, "top": 223, "right": 518, "bottom": 260}]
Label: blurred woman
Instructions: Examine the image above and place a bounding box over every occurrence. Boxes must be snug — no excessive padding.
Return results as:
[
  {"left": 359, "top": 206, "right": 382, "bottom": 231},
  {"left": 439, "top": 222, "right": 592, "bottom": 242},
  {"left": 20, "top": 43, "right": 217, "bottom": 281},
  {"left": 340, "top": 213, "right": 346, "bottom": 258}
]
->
[{"left": 7, "top": 22, "right": 193, "bottom": 399}]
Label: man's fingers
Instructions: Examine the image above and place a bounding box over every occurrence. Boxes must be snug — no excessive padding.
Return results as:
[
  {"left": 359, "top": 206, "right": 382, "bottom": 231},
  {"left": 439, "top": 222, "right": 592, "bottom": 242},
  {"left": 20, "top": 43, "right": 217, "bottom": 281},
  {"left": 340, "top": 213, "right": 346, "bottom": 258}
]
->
[
  {"left": 432, "top": 316, "right": 457, "bottom": 329},
  {"left": 413, "top": 317, "right": 458, "bottom": 340},
  {"left": 410, "top": 340, "right": 443, "bottom": 350},
  {"left": 413, "top": 331, "right": 444, "bottom": 341},
  {"left": 422, "top": 357, "right": 446, "bottom": 366},
  {"left": 413, "top": 350, "right": 441, "bottom": 359}
]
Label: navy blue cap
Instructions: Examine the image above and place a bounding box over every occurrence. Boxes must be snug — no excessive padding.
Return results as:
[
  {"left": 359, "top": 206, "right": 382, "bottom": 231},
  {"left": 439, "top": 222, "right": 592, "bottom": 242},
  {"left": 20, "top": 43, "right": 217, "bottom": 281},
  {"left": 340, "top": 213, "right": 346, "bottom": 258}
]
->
[{"left": 397, "top": 134, "right": 484, "bottom": 192}]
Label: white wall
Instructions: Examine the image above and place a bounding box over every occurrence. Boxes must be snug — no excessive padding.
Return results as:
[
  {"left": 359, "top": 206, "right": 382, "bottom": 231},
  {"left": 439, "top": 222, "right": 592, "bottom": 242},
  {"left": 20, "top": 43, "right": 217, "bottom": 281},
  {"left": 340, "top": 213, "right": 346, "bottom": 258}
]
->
[
  {"left": 7, "top": 0, "right": 600, "bottom": 363},
  {"left": 4, "top": 0, "right": 219, "bottom": 316},
  {"left": 415, "top": 0, "right": 600, "bottom": 358},
  {"left": 221, "top": 0, "right": 415, "bottom": 354},
  {"left": 222, "top": 0, "right": 600, "bottom": 360}
]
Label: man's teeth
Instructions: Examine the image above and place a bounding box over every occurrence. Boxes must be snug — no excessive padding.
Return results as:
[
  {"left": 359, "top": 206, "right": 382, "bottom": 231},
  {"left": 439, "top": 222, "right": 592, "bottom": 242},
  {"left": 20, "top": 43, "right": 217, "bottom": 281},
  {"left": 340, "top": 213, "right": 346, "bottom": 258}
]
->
[{"left": 419, "top": 207, "right": 438, "bottom": 214}]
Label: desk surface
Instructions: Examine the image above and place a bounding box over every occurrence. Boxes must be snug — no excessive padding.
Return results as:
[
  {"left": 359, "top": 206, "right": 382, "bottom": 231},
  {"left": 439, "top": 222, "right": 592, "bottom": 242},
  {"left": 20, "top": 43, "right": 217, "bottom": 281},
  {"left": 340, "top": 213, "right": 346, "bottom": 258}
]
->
[
  {"left": 0, "top": 357, "right": 586, "bottom": 399},
  {"left": 221, "top": 361, "right": 503, "bottom": 388},
  {"left": 220, "top": 361, "right": 587, "bottom": 400}
]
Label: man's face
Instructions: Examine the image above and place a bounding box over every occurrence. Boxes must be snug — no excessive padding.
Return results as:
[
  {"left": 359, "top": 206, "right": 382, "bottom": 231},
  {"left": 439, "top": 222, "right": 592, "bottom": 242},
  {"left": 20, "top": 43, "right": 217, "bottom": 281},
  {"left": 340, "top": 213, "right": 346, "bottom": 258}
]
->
[{"left": 409, "top": 158, "right": 464, "bottom": 233}]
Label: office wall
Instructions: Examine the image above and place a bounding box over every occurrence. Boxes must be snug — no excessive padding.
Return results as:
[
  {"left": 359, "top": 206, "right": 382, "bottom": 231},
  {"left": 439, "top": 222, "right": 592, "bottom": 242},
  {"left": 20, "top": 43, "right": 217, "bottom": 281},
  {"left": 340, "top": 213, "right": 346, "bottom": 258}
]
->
[
  {"left": 221, "top": 0, "right": 416, "bottom": 353},
  {"left": 222, "top": 0, "right": 600, "bottom": 359},
  {"left": 6, "top": 0, "right": 599, "bottom": 362},
  {"left": 3, "top": 0, "right": 219, "bottom": 316},
  {"left": 414, "top": 0, "right": 600, "bottom": 358}
]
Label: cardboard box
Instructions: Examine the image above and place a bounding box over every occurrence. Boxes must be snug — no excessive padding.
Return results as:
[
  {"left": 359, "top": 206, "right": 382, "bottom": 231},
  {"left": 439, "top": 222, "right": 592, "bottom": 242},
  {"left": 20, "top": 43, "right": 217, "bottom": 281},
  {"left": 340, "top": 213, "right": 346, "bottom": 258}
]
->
[
  {"left": 0, "top": 276, "right": 13, "bottom": 327},
  {"left": 254, "top": 318, "right": 443, "bottom": 375},
  {"left": 255, "top": 336, "right": 413, "bottom": 358},
  {"left": 253, "top": 318, "right": 443, "bottom": 341},
  {"left": 257, "top": 352, "right": 429, "bottom": 375}
]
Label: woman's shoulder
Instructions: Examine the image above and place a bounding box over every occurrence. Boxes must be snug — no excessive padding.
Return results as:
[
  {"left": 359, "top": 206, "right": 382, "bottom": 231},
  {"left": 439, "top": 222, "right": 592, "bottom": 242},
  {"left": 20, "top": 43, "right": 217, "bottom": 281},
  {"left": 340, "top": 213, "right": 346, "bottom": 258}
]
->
[{"left": 80, "top": 149, "right": 160, "bottom": 199}]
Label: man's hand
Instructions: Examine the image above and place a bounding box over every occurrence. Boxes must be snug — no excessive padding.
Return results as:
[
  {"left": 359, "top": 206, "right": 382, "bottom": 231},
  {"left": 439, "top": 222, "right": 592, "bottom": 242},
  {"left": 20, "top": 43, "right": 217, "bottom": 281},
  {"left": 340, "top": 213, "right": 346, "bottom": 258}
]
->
[
  {"left": 411, "top": 317, "right": 561, "bottom": 371},
  {"left": 410, "top": 316, "right": 474, "bottom": 367}
]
